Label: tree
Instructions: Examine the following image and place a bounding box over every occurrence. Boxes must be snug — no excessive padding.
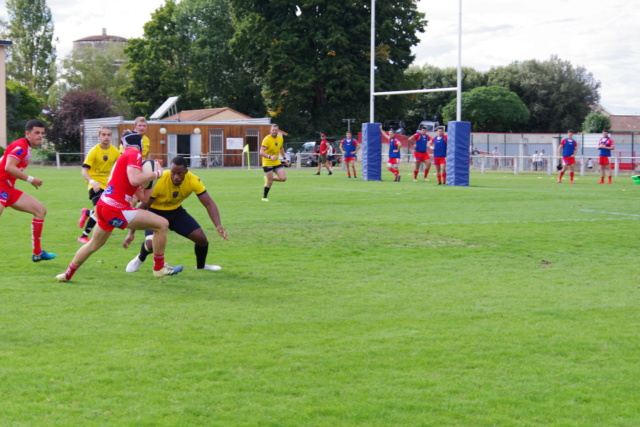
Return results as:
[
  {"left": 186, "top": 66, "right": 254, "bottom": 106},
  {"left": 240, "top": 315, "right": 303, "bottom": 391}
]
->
[
  {"left": 5, "top": 0, "right": 57, "bottom": 97},
  {"left": 54, "top": 45, "right": 132, "bottom": 116},
  {"left": 486, "top": 56, "right": 600, "bottom": 132},
  {"left": 175, "top": 0, "right": 265, "bottom": 117},
  {"left": 442, "top": 86, "right": 529, "bottom": 132},
  {"left": 123, "top": 0, "right": 199, "bottom": 117},
  {"left": 6, "top": 81, "right": 44, "bottom": 142},
  {"left": 582, "top": 112, "right": 611, "bottom": 133},
  {"left": 45, "top": 90, "right": 114, "bottom": 153},
  {"left": 229, "top": 0, "right": 427, "bottom": 135},
  {"left": 404, "top": 64, "right": 487, "bottom": 131}
]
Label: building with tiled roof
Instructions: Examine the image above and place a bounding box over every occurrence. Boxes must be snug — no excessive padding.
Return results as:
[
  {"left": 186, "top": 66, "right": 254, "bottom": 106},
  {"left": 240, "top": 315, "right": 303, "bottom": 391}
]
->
[{"left": 163, "top": 107, "right": 252, "bottom": 122}]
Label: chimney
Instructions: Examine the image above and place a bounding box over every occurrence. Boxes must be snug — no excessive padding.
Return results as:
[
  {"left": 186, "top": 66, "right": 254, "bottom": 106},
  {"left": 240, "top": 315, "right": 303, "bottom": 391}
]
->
[{"left": 102, "top": 28, "right": 106, "bottom": 36}]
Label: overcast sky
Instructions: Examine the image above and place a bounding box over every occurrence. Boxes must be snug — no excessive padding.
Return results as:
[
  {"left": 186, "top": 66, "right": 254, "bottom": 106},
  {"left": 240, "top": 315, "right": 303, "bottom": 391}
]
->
[{"left": 1, "top": 0, "right": 638, "bottom": 115}]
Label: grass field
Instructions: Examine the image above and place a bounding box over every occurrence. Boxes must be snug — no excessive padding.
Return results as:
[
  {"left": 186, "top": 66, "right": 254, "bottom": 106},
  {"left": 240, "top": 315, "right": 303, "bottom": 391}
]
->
[{"left": 1, "top": 166, "right": 639, "bottom": 426}]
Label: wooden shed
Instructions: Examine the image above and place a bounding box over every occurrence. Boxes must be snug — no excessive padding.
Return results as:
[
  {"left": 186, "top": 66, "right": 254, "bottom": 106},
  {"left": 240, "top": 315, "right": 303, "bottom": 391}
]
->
[{"left": 83, "top": 115, "right": 274, "bottom": 168}]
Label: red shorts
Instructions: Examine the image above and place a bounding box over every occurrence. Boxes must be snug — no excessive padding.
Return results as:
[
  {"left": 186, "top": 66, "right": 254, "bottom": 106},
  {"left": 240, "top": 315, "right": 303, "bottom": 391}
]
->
[
  {"left": 344, "top": 157, "right": 355, "bottom": 162},
  {"left": 563, "top": 157, "right": 576, "bottom": 166},
  {"left": 387, "top": 158, "right": 399, "bottom": 165},
  {"left": 599, "top": 156, "right": 610, "bottom": 166},
  {"left": 96, "top": 204, "right": 138, "bottom": 232},
  {"left": 0, "top": 182, "right": 23, "bottom": 208},
  {"left": 414, "top": 152, "right": 430, "bottom": 162},
  {"left": 433, "top": 157, "right": 446, "bottom": 165}
]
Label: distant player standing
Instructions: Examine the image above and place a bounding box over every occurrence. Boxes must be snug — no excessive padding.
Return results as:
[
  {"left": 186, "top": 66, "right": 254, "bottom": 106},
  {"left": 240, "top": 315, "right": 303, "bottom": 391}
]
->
[
  {"left": 77, "top": 127, "right": 120, "bottom": 243},
  {"left": 56, "top": 131, "right": 182, "bottom": 282},
  {"left": 430, "top": 127, "right": 448, "bottom": 185},
  {"left": 260, "top": 124, "right": 289, "bottom": 201},
  {"left": 0, "top": 119, "right": 56, "bottom": 262},
  {"left": 597, "top": 130, "right": 615, "bottom": 184},
  {"left": 314, "top": 134, "right": 333, "bottom": 175},
  {"left": 380, "top": 125, "right": 402, "bottom": 181},
  {"left": 557, "top": 129, "right": 578, "bottom": 184},
  {"left": 340, "top": 131, "right": 360, "bottom": 179},
  {"left": 408, "top": 126, "right": 432, "bottom": 182},
  {"left": 123, "top": 156, "right": 228, "bottom": 273}
]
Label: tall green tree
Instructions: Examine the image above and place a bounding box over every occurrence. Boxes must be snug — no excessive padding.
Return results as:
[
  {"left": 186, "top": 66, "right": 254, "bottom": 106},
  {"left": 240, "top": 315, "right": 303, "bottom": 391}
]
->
[
  {"left": 5, "top": 0, "right": 57, "bottom": 97},
  {"left": 404, "top": 64, "right": 487, "bottom": 131},
  {"left": 229, "top": 0, "right": 427, "bottom": 135},
  {"left": 582, "top": 111, "right": 611, "bottom": 133},
  {"left": 175, "top": 0, "right": 264, "bottom": 117},
  {"left": 54, "top": 45, "right": 131, "bottom": 116},
  {"left": 123, "top": 0, "right": 198, "bottom": 117},
  {"left": 442, "top": 86, "right": 529, "bottom": 132},
  {"left": 487, "top": 56, "right": 600, "bottom": 132},
  {"left": 6, "top": 81, "right": 44, "bottom": 142}
]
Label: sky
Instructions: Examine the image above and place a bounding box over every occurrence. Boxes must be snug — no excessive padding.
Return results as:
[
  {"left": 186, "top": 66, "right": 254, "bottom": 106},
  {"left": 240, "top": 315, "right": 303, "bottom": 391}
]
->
[{"left": 1, "top": 0, "right": 639, "bottom": 115}]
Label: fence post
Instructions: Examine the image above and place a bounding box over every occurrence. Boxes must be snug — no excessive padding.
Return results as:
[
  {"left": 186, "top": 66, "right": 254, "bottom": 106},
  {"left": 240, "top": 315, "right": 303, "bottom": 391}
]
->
[
  {"left": 580, "top": 155, "right": 585, "bottom": 176},
  {"left": 56, "top": 152, "right": 60, "bottom": 169},
  {"left": 513, "top": 156, "right": 518, "bottom": 175},
  {"left": 615, "top": 156, "right": 619, "bottom": 177}
]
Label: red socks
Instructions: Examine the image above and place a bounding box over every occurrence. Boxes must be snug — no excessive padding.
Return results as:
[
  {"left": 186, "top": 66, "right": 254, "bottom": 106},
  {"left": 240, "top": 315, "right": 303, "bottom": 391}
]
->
[
  {"left": 63, "top": 263, "right": 79, "bottom": 281},
  {"left": 153, "top": 253, "right": 165, "bottom": 271},
  {"left": 31, "top": 219, "right": 44, "bottom": 255}
]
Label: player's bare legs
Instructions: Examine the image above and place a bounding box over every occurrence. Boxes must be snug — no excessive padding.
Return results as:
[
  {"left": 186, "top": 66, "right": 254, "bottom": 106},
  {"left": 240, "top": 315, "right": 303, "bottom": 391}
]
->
[{"left": 10, "top": 192, "right": 55, "bottom": 260}]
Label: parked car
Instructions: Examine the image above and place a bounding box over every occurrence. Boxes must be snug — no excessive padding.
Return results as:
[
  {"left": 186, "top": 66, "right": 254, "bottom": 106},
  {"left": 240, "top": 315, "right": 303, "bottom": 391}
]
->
[
  {"left": 285, "top": 147, "right": 296, "bottom": 164},
  {"left": 416, "top": 120, "right": 441, "bottom": 132},
  {"left": 296, "top": 141, "right": 340, "bottom": 167},
  {"left": 382, "top": 120, "right": 406, "bottom": 135}
]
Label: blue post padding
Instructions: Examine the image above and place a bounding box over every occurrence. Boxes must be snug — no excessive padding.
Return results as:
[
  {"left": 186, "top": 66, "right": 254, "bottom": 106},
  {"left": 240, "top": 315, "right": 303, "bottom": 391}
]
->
[
  {"left": 361, "top": 123, "right": 382, "bottom": 181},
  {"left": 446, "top": 121, "right": 472, "bottom": 186}
]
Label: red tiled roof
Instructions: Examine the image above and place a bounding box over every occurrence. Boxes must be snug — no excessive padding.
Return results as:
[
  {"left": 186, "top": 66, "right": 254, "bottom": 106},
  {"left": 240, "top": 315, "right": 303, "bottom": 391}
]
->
[{"left": 609, "top": 115, "right": 640, "bottom": 132}]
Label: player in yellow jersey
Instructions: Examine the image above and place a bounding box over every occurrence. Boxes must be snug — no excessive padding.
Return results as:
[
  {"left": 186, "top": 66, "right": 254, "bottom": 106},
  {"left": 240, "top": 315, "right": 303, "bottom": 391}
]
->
[
  {"left": 77, "top": 127, "right": 121, "bottom": 242},
  {"left": 123, "top": 156, "right": 228, "bottom": 272},
  {"left": 119, "top": 117, "right": 150, "bottom": 157},
  {"left": 260, "top": 123, "right": 289, "bottom": 201}
]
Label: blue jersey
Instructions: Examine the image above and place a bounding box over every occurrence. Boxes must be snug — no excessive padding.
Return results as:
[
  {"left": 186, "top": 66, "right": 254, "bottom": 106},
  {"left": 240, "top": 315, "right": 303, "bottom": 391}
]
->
[
  {"left": 412, "top": 133, "right": 429, "bottom": 153},
  {"left": 388, "top": 138, "right": 401, "bottom": 159},
  {"left": 598, "top": 137, "right": 613, "bottom": 157},
  {"left": 561, "top": 139, "right": 578, "bottom": 157},
  {"left": 433, "top": 136, "right": 448, "bottom": 158},
  {"left": 341, "top": 138, "right": 358, "bottom": 157}
]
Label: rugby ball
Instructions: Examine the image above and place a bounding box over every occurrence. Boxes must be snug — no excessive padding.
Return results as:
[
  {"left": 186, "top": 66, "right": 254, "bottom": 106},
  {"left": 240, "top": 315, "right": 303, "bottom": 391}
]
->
[{"left": 141, "top": 159, "right": 158, "bottom": 189}]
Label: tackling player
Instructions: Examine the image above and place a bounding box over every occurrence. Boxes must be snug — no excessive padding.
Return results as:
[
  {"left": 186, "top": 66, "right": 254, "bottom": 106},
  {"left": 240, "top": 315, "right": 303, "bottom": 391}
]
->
[
  {"left": 56, "top": 131, "right": 182, "bottom": 282},
  {"left": 408, "top": 126, "right": 432, "bottom": 182},
  {"left": 260, "top": 124, "right": 289, "bottom": 201},
  {"left": 429, "top": 127, "right": 448, "bottom": 185},
  {"left": 123, "top": 156, "right": 228, "bottom": 273},
  {"left": 340, "top": 131, "right": 360, "bottom": 179},
  {"left": 597, "top": 130, "right": 615, "bottom": 184},
  {"left": 0, "top": 119, "right": 56, "bottom": 262},
  {"left": 77, "top": 127, "right": 120, "bottom": 243},
  {"left": 557, "top": 130, "right": 578, "bottom": 184}
]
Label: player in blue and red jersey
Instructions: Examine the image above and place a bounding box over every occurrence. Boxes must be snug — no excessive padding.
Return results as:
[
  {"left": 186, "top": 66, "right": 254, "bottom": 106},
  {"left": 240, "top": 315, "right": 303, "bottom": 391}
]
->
[
  {"left": 408, "top": 126, "right": 432, "bottom": 182},
  {"left": 380, "top": 126, "right": 402, "bottom": 181},
  {"left": 340, "top": 131, "right": 360, "bottom": 179},
  {"left": 56, "top": 131, "right": 183, "bottom": 282},
  {"left": 557, "top": 130, "right": 578, "bottom": 183},
  {"left": 429, "top": 127, "right": 448, "bottom": 185},
  {"left": 597, "top": 130, "right": 615, "bottom": 184},
  {"left": 0, "top": 119, "right": 56, "bottom": 262}
]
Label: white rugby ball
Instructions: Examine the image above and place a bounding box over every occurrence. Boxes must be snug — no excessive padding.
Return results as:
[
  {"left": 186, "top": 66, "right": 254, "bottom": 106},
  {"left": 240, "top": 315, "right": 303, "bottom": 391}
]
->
[{"left": 141, "top": 159, "right": 158, "bottom": 189}]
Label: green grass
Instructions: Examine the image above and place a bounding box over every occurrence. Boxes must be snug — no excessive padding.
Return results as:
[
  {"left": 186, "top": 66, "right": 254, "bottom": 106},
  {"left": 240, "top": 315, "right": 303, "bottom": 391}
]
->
[{"left": 1, "top": 166, "right": 639, "bottom": 426}]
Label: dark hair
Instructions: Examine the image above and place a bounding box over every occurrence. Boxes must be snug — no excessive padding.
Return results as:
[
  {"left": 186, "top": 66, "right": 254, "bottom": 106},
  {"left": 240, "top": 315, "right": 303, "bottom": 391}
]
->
[
  {"left": 25, "top": 119, "right": 45, "bottom": 132},
  {"left": 171, "top": 156, "right": 188, "bottom": 168},
  {"left": 567, "top": 129, "right": 575, "bottom": 133}
]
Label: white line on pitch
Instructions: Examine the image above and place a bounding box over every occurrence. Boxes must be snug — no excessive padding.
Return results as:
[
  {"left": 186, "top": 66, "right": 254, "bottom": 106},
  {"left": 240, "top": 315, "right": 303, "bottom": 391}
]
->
[
  {"left": 420, "top": 218, "right": 638, "bottom": 225},
  {"left": 579, "top": 209, "right": 640, "bottom": 217}
]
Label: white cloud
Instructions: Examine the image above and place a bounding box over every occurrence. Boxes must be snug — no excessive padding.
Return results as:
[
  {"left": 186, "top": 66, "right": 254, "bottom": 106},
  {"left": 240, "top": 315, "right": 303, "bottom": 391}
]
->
[{"left": 412, "top": 0, "right": 640, "bottom": 114}]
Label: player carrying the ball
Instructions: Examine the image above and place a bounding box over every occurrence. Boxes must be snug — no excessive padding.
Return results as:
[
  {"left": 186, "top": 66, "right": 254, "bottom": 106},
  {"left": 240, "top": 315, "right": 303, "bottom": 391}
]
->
[
  {"left": 0, "top": 119, "right": 56, "bottom": 262},
  {"left": 123, "top": 155, "right": 228, "bottom": 273},
  {"left": 56, "top": 130, "right": 183, "bottom": 282}
]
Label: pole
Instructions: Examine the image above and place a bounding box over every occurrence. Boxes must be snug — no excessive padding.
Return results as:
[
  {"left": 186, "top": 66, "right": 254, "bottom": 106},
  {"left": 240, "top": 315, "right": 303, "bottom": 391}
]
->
[
  {"left": 456, "top": 0, "right": 462, "bottom": 121},
  {"left": 370, "top": 0, "right": 376, "bottom": 123}
]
